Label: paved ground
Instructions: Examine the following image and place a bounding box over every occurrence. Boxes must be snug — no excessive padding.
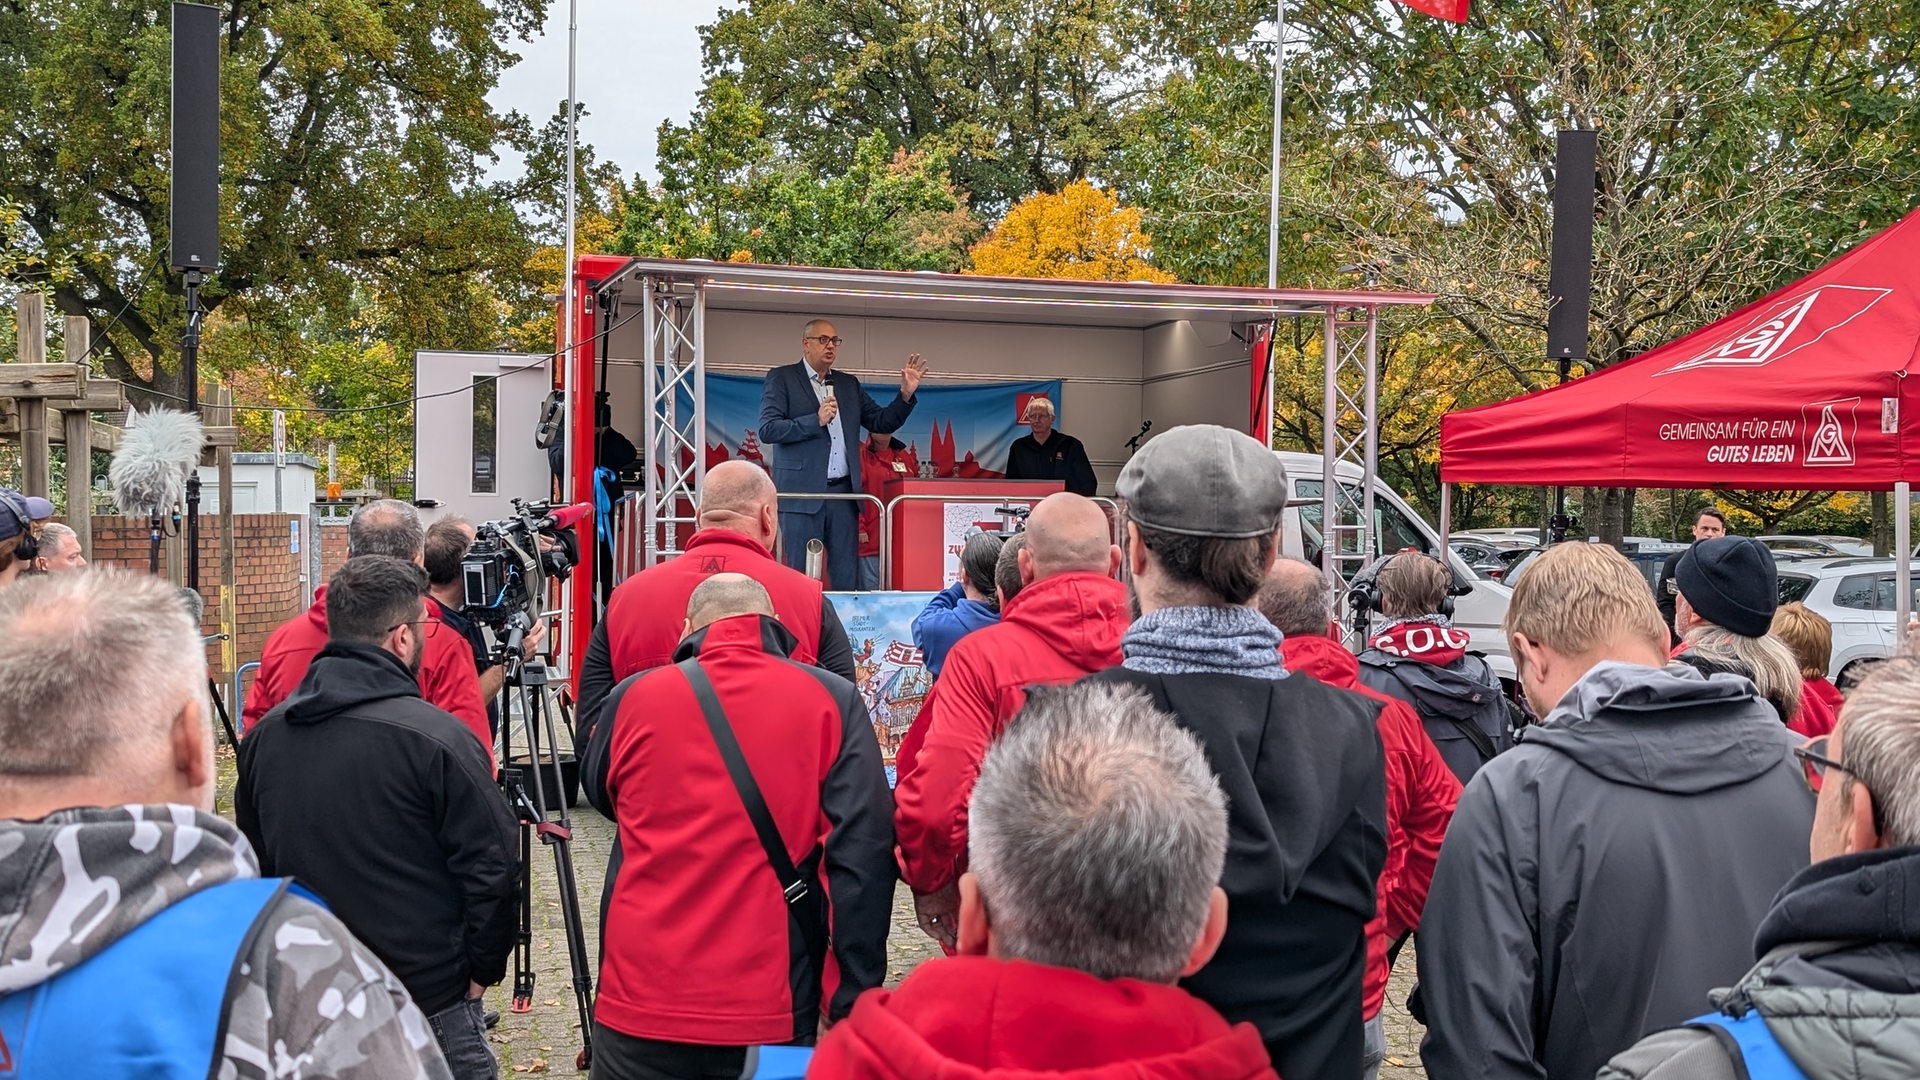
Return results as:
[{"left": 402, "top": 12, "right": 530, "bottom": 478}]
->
[{"left": 215, "top": 745, "right": 1429, "bottom": 1075}]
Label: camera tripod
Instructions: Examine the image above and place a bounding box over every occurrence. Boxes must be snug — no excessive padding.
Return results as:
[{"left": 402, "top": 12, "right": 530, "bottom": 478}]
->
[{"left": 493, "top": 614, "right": 596, "bottom": 1071}]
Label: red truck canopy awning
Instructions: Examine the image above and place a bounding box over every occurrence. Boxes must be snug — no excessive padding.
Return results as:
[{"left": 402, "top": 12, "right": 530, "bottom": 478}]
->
[{"left": 1441, "top": 208, "right": 1920, "bottom": 490}]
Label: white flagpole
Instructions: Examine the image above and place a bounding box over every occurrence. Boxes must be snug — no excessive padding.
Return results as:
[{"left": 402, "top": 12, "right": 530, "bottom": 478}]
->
[
  {"left": 1267, "top": 0, "right": 1286, "bottom": 292},
  {"left": 1263, "top": 0, "right": 1286, "bottom": 447},
  {"left": 558, "top": 0, "right": 580, "bottom": 670}
]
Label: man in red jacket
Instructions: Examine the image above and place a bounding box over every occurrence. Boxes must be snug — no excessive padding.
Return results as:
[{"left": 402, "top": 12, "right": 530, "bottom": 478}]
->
[
  {"left": 894, "top": 492, "right": 1126, "bottom": 947},
  {"left": 1258, "top": 557, "right": 1460, "bottom": 1080},
  {"left": 814, "top": 680, "right": 1276, "bottom": 1080},
  {"left": 242, "top": 499, "right": 489, "bottom": 752},
  {"left": 578, "top": 460, "right": 856, "bottom": 811},
  {"left": 593, "top": 574, "right": 893, "bottom": 1077}
]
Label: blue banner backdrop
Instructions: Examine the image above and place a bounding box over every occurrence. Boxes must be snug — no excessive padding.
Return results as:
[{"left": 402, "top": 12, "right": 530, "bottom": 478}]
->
[
  {"left": 828, "top": 590, "right": 939, "bottom": 784},
  {"left": 677, "top": 373, "right": 1061, "bottom": 477}
]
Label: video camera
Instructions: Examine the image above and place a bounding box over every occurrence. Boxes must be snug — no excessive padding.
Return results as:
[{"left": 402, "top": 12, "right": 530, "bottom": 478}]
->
[{"left": 461, "top": 499, "right": 589, "bottom": 629}]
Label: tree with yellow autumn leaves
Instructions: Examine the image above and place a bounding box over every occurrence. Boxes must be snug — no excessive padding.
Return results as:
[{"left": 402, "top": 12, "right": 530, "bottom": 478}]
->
[{"left": 968, "top": 181, "right": 1175, "bottom": 283}]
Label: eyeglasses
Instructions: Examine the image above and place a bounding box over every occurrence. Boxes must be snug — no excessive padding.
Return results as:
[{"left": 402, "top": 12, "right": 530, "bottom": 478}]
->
[
  {"left": 806, "top": 335, "right": 843, "bottom": 346},
  {"left": 386, "top": 616, "right": 442, "bottom": 640},
  {"left": 1794, "top": 734, "right": 1855, "bottom": 794}
]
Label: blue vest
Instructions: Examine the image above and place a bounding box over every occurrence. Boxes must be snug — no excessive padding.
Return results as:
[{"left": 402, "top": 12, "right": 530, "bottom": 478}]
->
[
  {"left": 0, "top": 877, "right": 297, "bottom": 1080},
  {"left": 1686, "top": 1009, "right": 1812, "bottom": 1080}
]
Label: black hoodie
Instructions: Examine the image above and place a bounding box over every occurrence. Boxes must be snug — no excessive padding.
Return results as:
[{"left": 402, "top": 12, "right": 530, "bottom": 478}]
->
[{"left": 235, "top": 641, "right": 520, "bottom": 1016}]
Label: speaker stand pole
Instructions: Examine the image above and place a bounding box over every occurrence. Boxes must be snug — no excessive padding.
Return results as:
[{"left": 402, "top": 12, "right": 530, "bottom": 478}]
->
[
  {"left": 1549, "top": 357, "right": 1571, "bottom": 544},
  {"left": 182, "top": 269, "right": 203, "bottom": 597}
]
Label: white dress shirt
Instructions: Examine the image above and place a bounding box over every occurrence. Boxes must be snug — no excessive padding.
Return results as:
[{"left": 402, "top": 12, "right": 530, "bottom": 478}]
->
[{"left": 808, "top": 366, "right": 848, "bottom": 481}]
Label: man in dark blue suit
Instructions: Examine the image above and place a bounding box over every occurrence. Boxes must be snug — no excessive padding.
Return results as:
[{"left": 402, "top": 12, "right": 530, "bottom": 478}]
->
[{"left": 757, "top": 318, "right": 926, "bottom": 590}]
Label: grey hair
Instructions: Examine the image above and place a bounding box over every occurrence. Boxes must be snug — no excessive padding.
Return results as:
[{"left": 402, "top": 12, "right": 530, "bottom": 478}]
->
[
  {"left": 0, "top": 569, "right": 206, "bottom": 777},
  {"left": 1832, "top": 657, "right": 1920, "bottom": 846},
  {"left": 969, "top": 682, "right": 1227, "bottom": 982},
  {"left": 1683, "top": 624, "right": 1803, "bottom": 721},
  {"left": 36, "top": 522, "right": 76, "bottom": 551},
  {"left": 348, "top": 498, "right": 425, "bottom": 559}
]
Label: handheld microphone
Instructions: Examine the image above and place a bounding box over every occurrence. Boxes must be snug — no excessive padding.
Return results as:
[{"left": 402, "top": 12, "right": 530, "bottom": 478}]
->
[
  {"left": 1125, "top": 419, "right": 1153, "bottom": 451},
  {"left": 538, "top": 503, "right": 594, "bottom": 531},
  {"left": 109, "top": 408, "right": 205, "bottom": 517}
]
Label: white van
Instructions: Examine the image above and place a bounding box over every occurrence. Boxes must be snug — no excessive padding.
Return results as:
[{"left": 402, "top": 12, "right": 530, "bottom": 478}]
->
[{"left": 1274, "top": 451, "right": 1514, "bottom": 682}]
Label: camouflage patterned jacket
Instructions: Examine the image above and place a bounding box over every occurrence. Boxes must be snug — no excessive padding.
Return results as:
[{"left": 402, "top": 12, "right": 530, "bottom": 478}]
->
[{"left": 0, "top": 804, "right": 452, "bottom": 1080}]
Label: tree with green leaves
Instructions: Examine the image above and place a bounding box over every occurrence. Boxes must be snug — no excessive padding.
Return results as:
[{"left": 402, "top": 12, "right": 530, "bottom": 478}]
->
[
  {"left": 0, "top": 0, "right": 549, "bottom": 405},
  {"left": 615, "top": 92, "right": 982, "bottom": 272},
  {"left": 696, "top": 0, "right": 1157, "bottom": 213}
]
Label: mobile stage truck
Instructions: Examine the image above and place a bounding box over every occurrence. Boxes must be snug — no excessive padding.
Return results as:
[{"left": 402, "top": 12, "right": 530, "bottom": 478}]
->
[{"left": 415, "top": 257, "right": 1497, "bottom": 719}]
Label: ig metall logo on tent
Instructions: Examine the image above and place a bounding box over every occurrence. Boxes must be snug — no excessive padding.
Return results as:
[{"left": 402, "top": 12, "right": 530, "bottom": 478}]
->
[
  {"left": 1802, "top": 397, "right": 1860, "bottom": 467},
  {"left": 1658, "top": 285, "right": 1891, "bottom": 376}
]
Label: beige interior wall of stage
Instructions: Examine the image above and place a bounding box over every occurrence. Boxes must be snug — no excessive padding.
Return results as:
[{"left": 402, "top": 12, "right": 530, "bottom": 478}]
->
[
  {"left": 598, "top": 308, "right": 1252, "bottom": 496},
  {"left": 1141, "top": 321, "right": 1256, "bottom": 441}
]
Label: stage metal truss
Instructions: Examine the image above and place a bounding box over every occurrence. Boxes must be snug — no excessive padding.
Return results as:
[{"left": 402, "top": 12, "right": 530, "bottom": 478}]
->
[
  {"left": 638, "top": 274, "right": 705, "bottom": 565},
  {"left": 1318, "top": 305, "right": 1381, "bottom": 639}
]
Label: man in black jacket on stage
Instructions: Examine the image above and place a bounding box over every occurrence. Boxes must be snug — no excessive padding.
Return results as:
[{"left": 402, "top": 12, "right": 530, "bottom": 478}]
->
[
  {"left": 1084, "top": 424, "right": 1387, "bottom": 1079},
  {"left": 1004, "top": 397, "right": 1096, "bottom": 496},
  {"left": 237, "top": 555, "right": 520, "bottom": 1080}
]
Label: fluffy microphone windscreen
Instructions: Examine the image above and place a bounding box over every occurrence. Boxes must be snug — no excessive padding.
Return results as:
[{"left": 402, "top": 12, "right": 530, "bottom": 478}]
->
[{"left": 109, "top": 408, "right": 205, "bottom": 517}]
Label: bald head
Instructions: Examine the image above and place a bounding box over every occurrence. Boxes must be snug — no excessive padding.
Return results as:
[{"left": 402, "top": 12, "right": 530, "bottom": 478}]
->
[
  {"left": 1257, "top": 558, "right": 1332, "bottom": 637},
  {"left": 685, "top": 573, "right": 776, "bottom": 634},
  {"left": 1024, "top": 493, "right": 1118, "bottom": 579},
  {"left": 699, "top": 461, "right": 779, "bottom": 547}
]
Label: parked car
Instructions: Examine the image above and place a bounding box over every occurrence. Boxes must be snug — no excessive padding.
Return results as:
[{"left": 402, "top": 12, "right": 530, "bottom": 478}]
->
[
  {"left": 1758, "top": 534, "right": 1874, "bottom": 558},
  {"left": 1476, "top": 545, "right": 1537, "bottom": 582},
  {"left": 1457, "top": 527, "right": 1546, "bottom": 544},
  {"left": 1276, "top": 452, "right": 1513, "bottom": 681},
  {"left": 1449, "top": 537, "right": 1509, "bottom": 567},
  {"left": 1773, "top": 557, "right": 1914, "bottom": 684},
  {"left": 1503, "top": 543, "right": 1671, "bottom": 594}
]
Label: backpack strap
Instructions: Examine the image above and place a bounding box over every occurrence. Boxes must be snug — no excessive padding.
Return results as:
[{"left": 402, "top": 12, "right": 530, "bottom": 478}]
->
[
  {"left": 1684, "top": 1011, "right": 1811, "bottom": 1080},
  {"left": 1369, "top": 654, "right": 1503, "bottom": 764},
  {"left": 678, "top": 659, "right": 829, "bottom": 980}
]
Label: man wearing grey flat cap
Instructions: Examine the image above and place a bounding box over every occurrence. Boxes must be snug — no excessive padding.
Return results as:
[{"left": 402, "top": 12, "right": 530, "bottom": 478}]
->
[{"left": 1081, "top": 424, "right": 1388, "bottom": 1080}]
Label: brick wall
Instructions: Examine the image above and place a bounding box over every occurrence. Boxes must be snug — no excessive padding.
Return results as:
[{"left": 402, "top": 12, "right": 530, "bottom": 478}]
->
[
  {"left": 86, "top": 514, "right": 308, "bottom": 688},
  {"left": 317, "top": 519, "right": 350, "bottom": 582}
]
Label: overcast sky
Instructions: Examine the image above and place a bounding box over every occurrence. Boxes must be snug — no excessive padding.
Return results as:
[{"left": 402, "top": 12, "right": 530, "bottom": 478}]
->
[{"left": 487, "top": 0, "right": 725, "bottom": 185}]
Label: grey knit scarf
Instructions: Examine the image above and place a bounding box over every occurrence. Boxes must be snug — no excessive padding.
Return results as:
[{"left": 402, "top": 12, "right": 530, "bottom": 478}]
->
[{"left": 1122, "top": 605, "right": 1288, "bottom": 680}]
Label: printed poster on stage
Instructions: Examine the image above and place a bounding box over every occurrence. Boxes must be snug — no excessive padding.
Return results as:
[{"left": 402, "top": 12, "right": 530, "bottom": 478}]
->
[
  {"left": 942, "top": 503, "right": 1011, "bottom": 587},
  {"left": 675, "top": 373, "right": 1061, "bottom": 477},
  {"left": 828, "top": 590, "right": 937, "bottom": 785}
]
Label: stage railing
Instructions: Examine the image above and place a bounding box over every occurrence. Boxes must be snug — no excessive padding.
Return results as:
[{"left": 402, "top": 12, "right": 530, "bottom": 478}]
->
[{"left": 604, "top": 488, "right": 1118, "bottom": 590}]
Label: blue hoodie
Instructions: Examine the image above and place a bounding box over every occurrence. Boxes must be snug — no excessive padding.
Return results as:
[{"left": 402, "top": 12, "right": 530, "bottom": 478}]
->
[{"left": 911, "top": 582, "right": 998, "bottom": 677}]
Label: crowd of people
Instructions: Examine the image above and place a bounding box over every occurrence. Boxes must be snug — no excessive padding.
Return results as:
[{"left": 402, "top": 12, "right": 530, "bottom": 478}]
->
[{"left": 4, "top": 417, "right": 1919, "bottom": 1080}]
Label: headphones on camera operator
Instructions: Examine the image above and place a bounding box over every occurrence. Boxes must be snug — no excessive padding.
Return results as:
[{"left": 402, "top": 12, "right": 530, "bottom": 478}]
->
[
  {"left": 0, "top": 491, "right": 41, "bottom": 563},
  {"left": 1349, "top": 549, "right": 1457, "bottom": 631}
]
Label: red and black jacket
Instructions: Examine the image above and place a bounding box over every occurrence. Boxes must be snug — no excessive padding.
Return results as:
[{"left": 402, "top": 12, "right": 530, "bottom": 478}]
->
[{"left": 589, "top": 613, "right": 895, "bottom": 1045}]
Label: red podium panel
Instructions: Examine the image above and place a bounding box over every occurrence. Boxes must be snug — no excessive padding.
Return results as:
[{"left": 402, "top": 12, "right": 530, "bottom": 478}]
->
[{"left": 883, "top": 479, "right": 1063, "bottom": 591}]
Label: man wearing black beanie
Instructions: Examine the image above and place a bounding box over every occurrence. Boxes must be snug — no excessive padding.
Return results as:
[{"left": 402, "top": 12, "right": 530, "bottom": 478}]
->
[{"left": 1671, "top": 535, "right": 1829, "bottom": 733}]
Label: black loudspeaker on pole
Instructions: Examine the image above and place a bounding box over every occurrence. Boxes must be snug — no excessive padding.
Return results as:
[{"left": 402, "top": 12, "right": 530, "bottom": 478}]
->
[
  {"left": 171, "top": 3, "right": 220, "bottom": 276},
  {"left": 1546, "top": 129, "right": 1596, "bottom": 364},
  {"left": 172, "top": 2, "right": 219, "bottom": 596},
  {"left": 1547, "top": 129, "right": 1596, "bottom": 544}
]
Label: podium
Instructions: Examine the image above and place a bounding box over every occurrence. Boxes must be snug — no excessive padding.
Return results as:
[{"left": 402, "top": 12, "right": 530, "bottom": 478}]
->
[{"left": 882, "top": 478, "right": 1063, "bottom": 590}]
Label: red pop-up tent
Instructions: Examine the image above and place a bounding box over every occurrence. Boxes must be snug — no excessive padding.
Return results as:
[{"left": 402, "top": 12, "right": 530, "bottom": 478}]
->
[{"left": 1441, "top": 208, "right": 1920, "bottom": 490}]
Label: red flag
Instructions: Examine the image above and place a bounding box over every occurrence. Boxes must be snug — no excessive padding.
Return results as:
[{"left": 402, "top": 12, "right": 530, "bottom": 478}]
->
[{"left": 1396, "top": 0, "right": 1468, "bottom": 21}]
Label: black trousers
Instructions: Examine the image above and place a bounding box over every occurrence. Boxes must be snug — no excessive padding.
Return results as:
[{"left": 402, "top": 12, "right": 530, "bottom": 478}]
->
[{"left": 588, "top": 1026, "right": 747, "bottom": 1080}]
